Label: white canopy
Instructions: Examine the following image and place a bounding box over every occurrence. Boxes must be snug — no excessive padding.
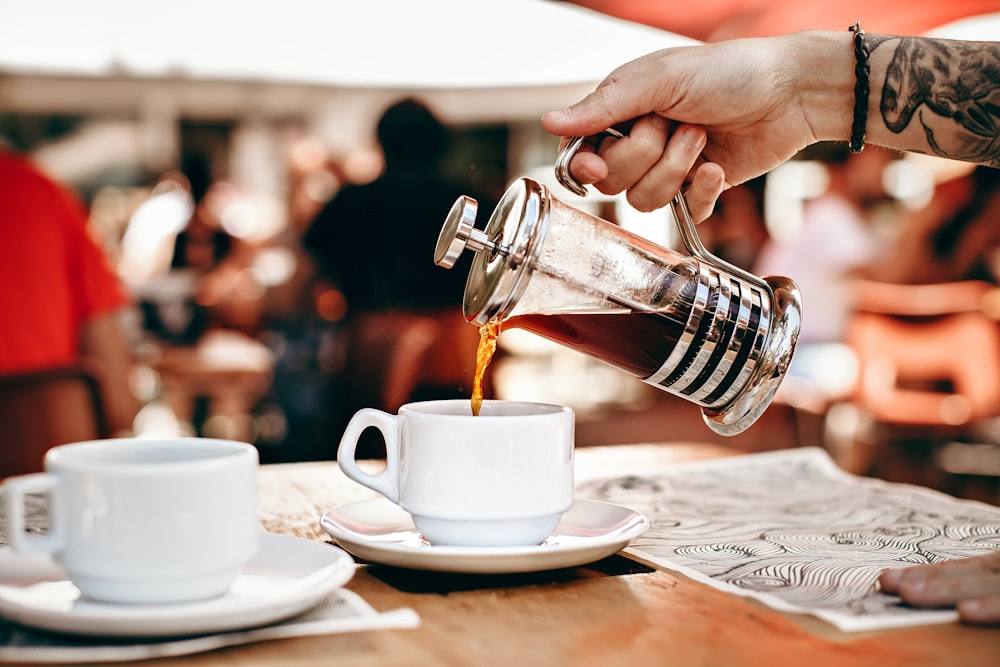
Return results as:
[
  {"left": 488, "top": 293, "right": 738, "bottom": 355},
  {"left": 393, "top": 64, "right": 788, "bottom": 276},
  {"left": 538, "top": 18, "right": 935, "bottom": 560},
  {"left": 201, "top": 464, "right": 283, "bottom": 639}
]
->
[{"left": 0, "top": 0, "right": 695, "bottom": 122}]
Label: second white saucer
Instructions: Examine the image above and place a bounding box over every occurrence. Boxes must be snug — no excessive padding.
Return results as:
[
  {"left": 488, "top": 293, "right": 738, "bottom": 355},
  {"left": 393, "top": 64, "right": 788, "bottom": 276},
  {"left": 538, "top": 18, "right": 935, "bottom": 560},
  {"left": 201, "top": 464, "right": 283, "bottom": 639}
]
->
[
  {"left": 0, "top": 533, "right": 356, "bottom": 637},
  {"left": 320, "top": 498, "right": 648, "bottom": 574}
]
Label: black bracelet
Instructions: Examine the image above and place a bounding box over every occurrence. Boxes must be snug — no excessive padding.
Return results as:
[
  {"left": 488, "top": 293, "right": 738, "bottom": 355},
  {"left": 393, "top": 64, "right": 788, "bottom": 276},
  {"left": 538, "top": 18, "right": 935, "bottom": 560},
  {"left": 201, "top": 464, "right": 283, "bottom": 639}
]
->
[{"left": 849, "top": 21, "right": 870, "bottom": 153}]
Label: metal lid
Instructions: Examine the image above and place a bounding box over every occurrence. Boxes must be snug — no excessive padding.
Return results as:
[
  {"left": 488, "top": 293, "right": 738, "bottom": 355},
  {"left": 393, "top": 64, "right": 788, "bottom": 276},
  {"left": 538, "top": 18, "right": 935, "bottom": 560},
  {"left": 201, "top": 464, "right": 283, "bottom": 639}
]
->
[
  {"left": 433, "top": 178, "right": 549, "bottom": 326},
  {"left": 466, "top": 178, "right": 549, "bottom": 325}
]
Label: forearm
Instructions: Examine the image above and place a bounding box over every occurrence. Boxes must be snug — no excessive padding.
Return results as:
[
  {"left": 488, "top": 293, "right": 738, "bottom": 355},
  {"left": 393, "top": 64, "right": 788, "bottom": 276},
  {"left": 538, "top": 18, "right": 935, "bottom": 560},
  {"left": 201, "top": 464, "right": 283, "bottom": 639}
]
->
[
  {"left": 80, "top": 310, "right": 139, "bottom": 436},
  {"left": 792, "top": 30, "right": 1000, "bottom": 166}
]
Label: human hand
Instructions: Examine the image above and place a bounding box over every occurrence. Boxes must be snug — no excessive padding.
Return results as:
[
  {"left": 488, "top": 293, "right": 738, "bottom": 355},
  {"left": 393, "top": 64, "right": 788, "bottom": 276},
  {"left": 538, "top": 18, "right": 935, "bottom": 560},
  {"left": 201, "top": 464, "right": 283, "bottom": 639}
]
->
[
  {"left": 878, "top": 551, "right": 1000, "bottom": 625},
  {"left": 542, "top": 33, "right": 848, "bottom": 213},
  {"left": 554, "top": 114, "right": 727, "bottom": 221}
]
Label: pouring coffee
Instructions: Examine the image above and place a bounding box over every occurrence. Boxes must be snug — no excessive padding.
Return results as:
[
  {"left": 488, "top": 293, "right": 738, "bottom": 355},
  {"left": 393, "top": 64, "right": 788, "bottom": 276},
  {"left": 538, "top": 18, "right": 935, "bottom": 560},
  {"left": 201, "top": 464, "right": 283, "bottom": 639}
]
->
[{"left": 434, "top": 133, "right": 801, "bottom": 435}]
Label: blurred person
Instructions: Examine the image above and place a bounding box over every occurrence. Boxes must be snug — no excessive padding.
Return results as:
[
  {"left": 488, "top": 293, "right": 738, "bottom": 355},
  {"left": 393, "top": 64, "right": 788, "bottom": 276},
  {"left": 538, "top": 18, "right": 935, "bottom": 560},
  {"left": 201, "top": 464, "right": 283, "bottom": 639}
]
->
[
  {"left": 304, "top": 98, "right": 496, "bottom": 454},
  {"left": 245, "top": 140, "right": 345, "bottom": 464},
  {"left": 179, "top": 180, "right": 260, "bottom": 335},
  {"left": 881, "top": 166, "right": 1000, "bottom": 285},
  {"left": 120, "top": 168, "right": 201, "bottom": 343},
  {"left": 0, "top": 145, "right": 138, "bottom": 445},
  {"left": 132, "top": 154, "right": 277, "bottom": 342},
  {"left": 540, "top": 29, "right": 999, "bottom": 622},
  {"left": 170, "top": 153, "right": 233, "bottom": 276},
  {"left": 305, "top": 98, "right": 487, "bottom": 317},
  {"left": 118, "top": 168, "right": 198, "bottom": 285},
  {"left": 753, "top": 145, "right": 893, "bottom": 345},
  {"left": 138, "top": 158, "right": 280, "bottom": 442},
  {"left": 754, "top": 146, "right": 893, "bottom": 434}
]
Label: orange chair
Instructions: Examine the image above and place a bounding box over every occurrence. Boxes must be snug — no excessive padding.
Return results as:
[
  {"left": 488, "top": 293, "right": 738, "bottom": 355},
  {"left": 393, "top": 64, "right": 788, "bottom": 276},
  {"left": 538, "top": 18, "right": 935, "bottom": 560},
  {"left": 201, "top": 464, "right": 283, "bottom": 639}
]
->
[
  {"left": 0, "top": 364, "right": 110, "bottom": 479},
  {"left": 832, "top": 280, "right": 1000, "bottom": 483}
]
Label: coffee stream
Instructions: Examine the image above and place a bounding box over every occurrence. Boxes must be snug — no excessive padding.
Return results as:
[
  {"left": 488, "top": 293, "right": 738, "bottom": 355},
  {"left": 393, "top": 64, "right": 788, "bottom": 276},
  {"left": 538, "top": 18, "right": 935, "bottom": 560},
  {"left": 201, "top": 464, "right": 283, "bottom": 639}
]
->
[{"left": 471, "top": 318, "right": 501, "bottom": 416}]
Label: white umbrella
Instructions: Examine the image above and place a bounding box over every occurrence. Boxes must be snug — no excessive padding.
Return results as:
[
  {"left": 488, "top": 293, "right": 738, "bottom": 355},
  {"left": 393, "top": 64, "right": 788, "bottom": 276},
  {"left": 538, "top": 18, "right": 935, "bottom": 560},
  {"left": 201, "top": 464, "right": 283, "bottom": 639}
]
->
[
  {"left": 0, "top": 0, "right": 694, "bottom": 121},
  {"left": 926, "top": 11, "right": 1000, "bottom": 39}
]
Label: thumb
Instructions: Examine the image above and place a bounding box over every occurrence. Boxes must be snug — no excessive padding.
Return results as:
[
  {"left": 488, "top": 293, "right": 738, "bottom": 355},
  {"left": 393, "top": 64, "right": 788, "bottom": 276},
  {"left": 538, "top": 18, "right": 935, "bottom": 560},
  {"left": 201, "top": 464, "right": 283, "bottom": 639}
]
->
[
  {"left": 541, "top": 86, "right": 650, "bottom": 139},
  {"left": 541, "top": 57, "right": 665, "bottom": 138}
]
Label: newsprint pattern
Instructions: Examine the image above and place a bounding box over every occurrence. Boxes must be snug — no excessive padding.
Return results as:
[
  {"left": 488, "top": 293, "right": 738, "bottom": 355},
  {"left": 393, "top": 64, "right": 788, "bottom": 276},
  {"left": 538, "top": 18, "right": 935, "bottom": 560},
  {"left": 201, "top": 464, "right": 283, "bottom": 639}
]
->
[{"left": 577, "top": 447, "right": 1000, "bottom": 632}]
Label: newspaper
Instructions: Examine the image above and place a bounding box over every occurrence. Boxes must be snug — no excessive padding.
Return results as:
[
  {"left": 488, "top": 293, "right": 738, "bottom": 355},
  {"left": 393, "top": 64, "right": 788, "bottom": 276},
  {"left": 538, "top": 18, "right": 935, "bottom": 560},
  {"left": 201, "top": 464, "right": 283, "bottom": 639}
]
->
[{"left": 578, "top": 447, "right": 1000, "bottom": 632}]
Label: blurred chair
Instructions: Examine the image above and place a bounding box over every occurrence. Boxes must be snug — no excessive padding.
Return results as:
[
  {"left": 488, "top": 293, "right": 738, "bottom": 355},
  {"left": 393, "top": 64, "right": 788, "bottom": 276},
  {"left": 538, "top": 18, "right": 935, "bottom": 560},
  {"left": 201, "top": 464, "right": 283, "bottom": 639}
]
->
[
  {"left": 0, "top": 364, "right": 109, "bottom": 479},
  {"left": 933, "top": 439, "right": 1000, "bottom": 505},
  {"left": 826, "top": 279, "right": 1000, "bottom": 486}
]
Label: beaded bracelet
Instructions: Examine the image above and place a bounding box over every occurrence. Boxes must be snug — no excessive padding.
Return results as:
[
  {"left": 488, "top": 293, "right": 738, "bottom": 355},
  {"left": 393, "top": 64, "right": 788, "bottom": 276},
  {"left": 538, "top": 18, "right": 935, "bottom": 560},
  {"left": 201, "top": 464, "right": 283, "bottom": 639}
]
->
[{"left": 848, "top": 21, "right": 870, "bottom": 153}]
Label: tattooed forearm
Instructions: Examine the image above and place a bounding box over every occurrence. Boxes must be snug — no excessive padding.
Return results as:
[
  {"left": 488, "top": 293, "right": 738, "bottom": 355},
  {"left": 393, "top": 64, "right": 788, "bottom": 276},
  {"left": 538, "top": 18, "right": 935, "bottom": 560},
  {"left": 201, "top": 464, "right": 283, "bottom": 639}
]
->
[
  {"left": 874, "top": 35, "right": 1000, "bottom": 167},
  {"left": 884, "top": 37, "right": 1000, "bottom": 165}
]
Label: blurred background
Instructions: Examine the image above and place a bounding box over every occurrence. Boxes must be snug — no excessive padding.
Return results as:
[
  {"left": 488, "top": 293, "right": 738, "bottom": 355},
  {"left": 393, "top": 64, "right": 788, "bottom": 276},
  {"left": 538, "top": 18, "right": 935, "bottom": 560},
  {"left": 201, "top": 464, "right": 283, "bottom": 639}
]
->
[{"left": 2, "top": 1, "right": 1000, "bottom": 502}]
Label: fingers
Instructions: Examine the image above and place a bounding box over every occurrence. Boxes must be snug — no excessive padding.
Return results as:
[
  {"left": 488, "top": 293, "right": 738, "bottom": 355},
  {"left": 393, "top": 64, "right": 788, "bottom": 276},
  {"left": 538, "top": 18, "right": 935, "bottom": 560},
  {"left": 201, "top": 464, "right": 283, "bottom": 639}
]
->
[
  {"left": 541, "top": 48, "right": 677, "bottom": 140},
  {"left": 879, "top": 552, "right": 1000, "bottom": 624},
  {"left": 620, "top": 124, "right": 708, "bottom": 212},
  {"left": 881, "top": 551, "right": 1000, "bottom": 593},
  {"left": 562, "top": 149, "right": 608, "bottom": 185},
  {"left": 550, "top": 117, "right": 724, "bottom": 220},
  {"left": 899, "top": 569, "right": 1000, "bottom": 608},
  {"left": 682, "top": 162, "right": 727, "bottom": 223},
  {"left": 542, "top": 76, "right": 647, "bottom": 140},
  {"left": 885, "top": 552, "right": 1000, "bottom": 596},
  {"left": 542, "top": 105, "right": 612, "bottom": 144},
  {"left": 565, "top": 119, "right": 710, "bottom": 208},
  {"left": 958, "top": 594, "right": 1000, "bottom": 624},
  {"left": 590, "top": 115, "right": 673, "bottom": 199}
]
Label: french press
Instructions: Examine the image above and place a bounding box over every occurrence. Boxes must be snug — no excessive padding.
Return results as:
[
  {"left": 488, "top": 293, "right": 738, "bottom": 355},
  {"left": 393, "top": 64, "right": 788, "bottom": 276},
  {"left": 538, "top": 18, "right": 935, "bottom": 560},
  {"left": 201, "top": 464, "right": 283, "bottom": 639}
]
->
[{"left": 434, "top": 132, "right": 801, "bottom": 435}]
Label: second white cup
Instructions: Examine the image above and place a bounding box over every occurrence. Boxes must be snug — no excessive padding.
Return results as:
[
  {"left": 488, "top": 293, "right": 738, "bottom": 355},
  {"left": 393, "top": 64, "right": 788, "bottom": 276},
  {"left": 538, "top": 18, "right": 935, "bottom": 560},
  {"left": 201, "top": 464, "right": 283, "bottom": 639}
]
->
[
  {"left": 337, "top": 399, "right": 575, "bottom": 547},
  {"left": 2, "top": 437, "right": 260, "bottom": 604}
]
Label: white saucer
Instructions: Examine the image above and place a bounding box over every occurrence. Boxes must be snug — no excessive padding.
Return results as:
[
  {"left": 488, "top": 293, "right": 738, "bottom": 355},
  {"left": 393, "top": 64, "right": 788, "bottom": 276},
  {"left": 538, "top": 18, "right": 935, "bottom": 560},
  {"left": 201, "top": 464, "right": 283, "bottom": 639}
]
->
[
  {"left": 0, "top": 533, "right": 356, "bottom": 637},
  {"left": 320, "top": 498, "right": 648, "bottom": 574}
]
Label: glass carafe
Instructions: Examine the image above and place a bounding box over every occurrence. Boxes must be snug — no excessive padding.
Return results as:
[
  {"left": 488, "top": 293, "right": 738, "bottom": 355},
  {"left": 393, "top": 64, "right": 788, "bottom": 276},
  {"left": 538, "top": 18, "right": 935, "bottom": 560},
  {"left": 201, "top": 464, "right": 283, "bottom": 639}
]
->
[{"left": 434, "top": 143, "right": 801, "bottom": 435}]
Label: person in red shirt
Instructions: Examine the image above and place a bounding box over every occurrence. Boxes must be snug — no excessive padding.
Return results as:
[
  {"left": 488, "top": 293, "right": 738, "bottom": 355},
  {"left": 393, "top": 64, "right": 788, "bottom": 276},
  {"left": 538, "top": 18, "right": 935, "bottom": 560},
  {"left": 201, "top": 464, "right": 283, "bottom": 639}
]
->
[{"left": 0, "top": 147, "right": 137, "bottom": 438}]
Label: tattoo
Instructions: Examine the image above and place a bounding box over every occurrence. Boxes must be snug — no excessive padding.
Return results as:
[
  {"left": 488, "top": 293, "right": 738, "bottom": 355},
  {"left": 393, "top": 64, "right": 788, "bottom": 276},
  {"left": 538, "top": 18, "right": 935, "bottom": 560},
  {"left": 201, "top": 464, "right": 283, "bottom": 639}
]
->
[{"left": 878, "top": 36, "right": 1000, "bottom": 167}]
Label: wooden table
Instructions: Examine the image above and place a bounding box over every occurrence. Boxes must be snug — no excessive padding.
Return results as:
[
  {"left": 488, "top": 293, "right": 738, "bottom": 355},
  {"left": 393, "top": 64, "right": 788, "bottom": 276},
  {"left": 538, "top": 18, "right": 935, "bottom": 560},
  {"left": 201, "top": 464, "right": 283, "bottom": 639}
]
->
[{"left": 8, "top": 443, "right": 1000, "bottom": 666}]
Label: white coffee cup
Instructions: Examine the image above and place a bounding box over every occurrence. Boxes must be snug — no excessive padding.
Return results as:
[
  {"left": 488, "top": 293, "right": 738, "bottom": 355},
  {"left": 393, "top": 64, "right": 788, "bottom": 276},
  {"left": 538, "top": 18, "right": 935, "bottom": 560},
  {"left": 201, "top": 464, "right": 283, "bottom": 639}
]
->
[
  {"left": 337, "top": 399, "right": 575, "bottom": 547},
  {"left": 1, "top": 437, "right": 260, "bottom": 604}
]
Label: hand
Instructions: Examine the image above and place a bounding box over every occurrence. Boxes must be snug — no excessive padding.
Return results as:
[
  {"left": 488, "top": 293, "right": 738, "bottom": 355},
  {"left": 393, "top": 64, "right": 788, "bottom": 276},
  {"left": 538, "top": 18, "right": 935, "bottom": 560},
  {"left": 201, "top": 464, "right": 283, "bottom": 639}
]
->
[
  {"left": 558, "top": 114, "right": 727, "bottom": 222},
  {"left": 878, "top": 551, "right": 1000, "bottom": 625},
  {"left": 542, "top": 33, "right": 848, "bottom": 213}
]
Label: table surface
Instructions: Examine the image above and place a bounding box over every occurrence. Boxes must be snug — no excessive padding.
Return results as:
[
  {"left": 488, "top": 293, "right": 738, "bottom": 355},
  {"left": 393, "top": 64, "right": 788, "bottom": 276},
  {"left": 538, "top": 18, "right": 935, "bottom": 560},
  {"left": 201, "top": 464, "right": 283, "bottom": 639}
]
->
[{"left": 6, "top": 443, "right": 1000, "bottom": 666}]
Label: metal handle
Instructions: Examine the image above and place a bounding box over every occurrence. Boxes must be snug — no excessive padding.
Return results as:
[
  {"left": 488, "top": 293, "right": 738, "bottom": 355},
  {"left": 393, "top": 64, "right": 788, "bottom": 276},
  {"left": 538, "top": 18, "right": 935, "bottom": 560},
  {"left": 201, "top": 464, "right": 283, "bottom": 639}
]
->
[
  {"left": 553, "top": 136, "right": 590, "bottom": 197},
  {"left": 554, "top": 130, "right": 769, "bottom": 291},
  {"left": 554, "top": 129, "right": 623, "bottom": 197},
  {"left": 665, "top": 189, "right": 769, "bottom": 290}
]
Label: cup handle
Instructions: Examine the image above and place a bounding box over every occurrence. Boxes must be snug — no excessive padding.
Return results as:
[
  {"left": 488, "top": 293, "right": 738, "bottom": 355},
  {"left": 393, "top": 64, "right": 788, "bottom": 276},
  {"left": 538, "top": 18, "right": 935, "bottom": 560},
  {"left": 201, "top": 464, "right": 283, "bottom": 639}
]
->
[
  {"left": 337, "top": 408, "right": 400, "bottom": 503},
  {"left": 1, "top": 473, "right": 64, "bottom": 553}
]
